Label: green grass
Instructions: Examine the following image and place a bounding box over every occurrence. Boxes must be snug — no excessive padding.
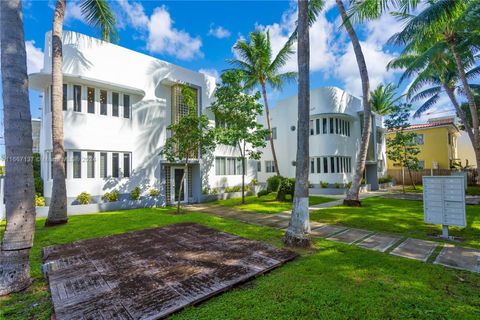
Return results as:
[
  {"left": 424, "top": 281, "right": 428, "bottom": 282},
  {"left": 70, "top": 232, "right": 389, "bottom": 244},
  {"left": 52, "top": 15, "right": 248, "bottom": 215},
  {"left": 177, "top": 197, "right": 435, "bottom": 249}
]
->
[
  {"left": 2, "top": 207, "right": 480, "bottom": 319},
  {"left": 397, "top": 185, "right": 480, "bottom": 196},
  {"left": 213, "top": 193, "right": 336, "bottom": 214},
  {"left": 311, "top": 197, "right": 480, "bottom": 248}
]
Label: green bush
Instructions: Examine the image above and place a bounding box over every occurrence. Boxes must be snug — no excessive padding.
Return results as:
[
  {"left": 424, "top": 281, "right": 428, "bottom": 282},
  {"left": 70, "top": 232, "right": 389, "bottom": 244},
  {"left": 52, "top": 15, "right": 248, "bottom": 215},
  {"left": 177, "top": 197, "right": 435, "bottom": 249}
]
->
[
  {"left": 250, "top": 178, "right": 258, "bottom": 186},
  {"left": 130, "top": 187, "right": 141, "bottom": 200},
  {"left": 149, "top": 188, "right": 160, "bottom": 197},
  {"left": 320, "top": 181, "right": 329, "bottom": 188},
  {"left": 232, "top": 185, "right": 241, "bottom": 192},
  {"left": 211, "top": 188, "right": 219, "bottom": 195},
  {"left": 103, "top": 190, "right": 119, "bottom": 202},
  {"left": 277, "top": 178, "right": 295, "bottom": 202},
  {"left": 244, "top": 185, "right": 251, "bottom": 192},
  {"left": 224, "top": 186, "right": 233, "bottom": 193},
  {"left": 76, "top": 192, "right": 91, "bottom": 205},
  {"left": 33, "top": 153, "right": 43, "bottom": 195},
  {"left": 267, "top": 175, "right": 283, "bottom": 192},
  {"left": 345, "top": 182, "right": 352, "bottom": 189},
  {"left": 378, "top": 176, "right": 393, "bottom": 184},
  {"left": 202, "top": 187, "right": 209, "bottom": 195},
  {"left": 257, "top": 190, "right": 270, "bottom": 197},
  {"left": 35, "top": 194, "right": 45, "bottom": 207},
  {"left": 334, "top": 182, "right": 340, "bottom": 189}
]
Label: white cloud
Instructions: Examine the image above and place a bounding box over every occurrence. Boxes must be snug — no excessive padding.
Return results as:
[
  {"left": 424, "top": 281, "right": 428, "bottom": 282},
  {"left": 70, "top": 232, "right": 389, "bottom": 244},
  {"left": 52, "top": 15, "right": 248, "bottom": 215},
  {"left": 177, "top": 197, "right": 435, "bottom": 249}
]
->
[
  {"left": 199, "top": 68, "right": 220, "bottom": 81},
  {"left": 117, "top": 0, "right": 149, "bottom": 29},
  {"left": 64, "top": 1, "right": 84, "bottom": 23},
  {"left": 147, "top": 6, "right": 203, "bottom": 60},
  {"left": 208, "top": 24, "right": 231, "bottom": 39},
  {"left": 25, "top": 40, "right": 44, "bottom": 74}
]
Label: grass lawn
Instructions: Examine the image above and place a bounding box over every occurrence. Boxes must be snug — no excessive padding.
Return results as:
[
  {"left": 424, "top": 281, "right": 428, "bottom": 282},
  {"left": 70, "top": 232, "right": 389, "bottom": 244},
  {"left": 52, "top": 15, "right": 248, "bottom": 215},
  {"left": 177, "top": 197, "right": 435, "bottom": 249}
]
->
[
  {"left": 311, "top": 197, "right": 480, "bottom": 248},
  {"left": 213, "top": 193, "right": 336, "bottom": 214},
  {"left": 397, "top": 185, "right": 480, "bottom": 196},
  {"left": 1, "top": 208, "right": 480, "bottom": 319}
]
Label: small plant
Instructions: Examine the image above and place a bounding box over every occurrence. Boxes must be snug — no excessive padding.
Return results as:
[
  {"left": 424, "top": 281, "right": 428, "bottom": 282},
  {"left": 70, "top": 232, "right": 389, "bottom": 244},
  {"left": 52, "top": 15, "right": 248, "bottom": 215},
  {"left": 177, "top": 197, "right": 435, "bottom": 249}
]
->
[
  {"left": 35, "top": 194, "right": 45, "bottom": 207},
  {"left": 378, "top": 176, "right": 393, "bottom": 184},
  {"left": 76, "top": 192, "right": 91, "bottom": 205},
  {"left": 225, "top": 186, "right": 233, "bottom": 193},
  {"left": 257, "top": 190, "right": 270, "bottom": 197},
  {"left": 103, "top": 190, "right": 119, "bottom": 202},
  {"left": 267, "top": 175, "right": 284, "bottom": 192},
  {"left": 308, "top": 181, "right": 314, "bottom": 188},
  {"left": 244, "top": 185, "right": 251, "bottom": 192},
  {"left": 250, "top": 178, "right": 258, "bottom": 186},
  {"left": 232, "top": 185, "right": 241, "bottom": 192},
  {"left": 320, "top": 181, "right": 329, "bottom": 188},
  {"left": 130, "top": 187, "right": 141, "bottom": 200},
  {"left": 334, "top": 182, "right": 340, "bottom": 189},
  {"left": 149, "top": 188, "right": 160, "bottom": 197},
  {"left": 202, "top": 187, "right": 209, "bottom": 195},
  {"left": 345, "top": 182, "right": 352, "bottom": 189},
  {"left": 211, "top": 188, "right": 219, "bottom": 195},
  {"left": 277, "top": 178, "right": 295, "bottom": 201}
]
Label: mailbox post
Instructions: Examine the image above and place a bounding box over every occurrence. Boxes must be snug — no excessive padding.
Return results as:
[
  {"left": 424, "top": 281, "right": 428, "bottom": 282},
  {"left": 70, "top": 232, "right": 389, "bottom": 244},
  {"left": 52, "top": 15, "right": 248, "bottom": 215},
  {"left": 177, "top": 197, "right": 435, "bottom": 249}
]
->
[{"left": 423, "top": 176, "right": 466, "bottom": 239}]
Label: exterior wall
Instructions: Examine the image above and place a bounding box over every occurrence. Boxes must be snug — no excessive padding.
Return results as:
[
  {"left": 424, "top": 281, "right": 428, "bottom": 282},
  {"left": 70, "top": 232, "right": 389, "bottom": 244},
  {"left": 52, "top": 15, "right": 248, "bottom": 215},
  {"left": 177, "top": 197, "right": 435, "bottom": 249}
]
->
[
  {"left": 386, "top": 126, "right": 458, "bottom": 170},
  {"left": 257, "top": 86, "right": 386, "bottom": 186},
  {"left": 457, "top": 130, "right": 477, "bottom": 168},
  {"left": 31, "top": 31, "right": 252, "bottom": 205}
]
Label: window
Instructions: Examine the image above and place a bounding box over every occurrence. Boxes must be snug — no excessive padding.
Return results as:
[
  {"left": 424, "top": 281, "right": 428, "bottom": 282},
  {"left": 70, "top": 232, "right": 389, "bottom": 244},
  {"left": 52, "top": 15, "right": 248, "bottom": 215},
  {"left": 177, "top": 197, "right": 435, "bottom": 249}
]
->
[
  {"left": 100, "top": 152, "right": 107, "bottom": 178},
  {"left": 335, "top": 118, "right": 339, "bottom": 134},
  {"left": 257, "top": 161, "right": 261, "bottom": 172},
  {"left": 316, "top": 119, "right": 320, "bottom": 134},
  {"left": 236, "top": 159, "right": 243, "bottom": 175},
  {"left": 310, "top": 158, "right": 315, "bottom": 173},
  {"left": 330, "top": 118, "right": 334, "bottom": 134},
  {"left": 87, "top": 87, "right": 95, "bottom": 113},
  {"left": 265, "top": 160, "right": 276, "bottom": 173},
  {"left": 323, "top": 157, "right": 328, "bottom": 173},
  {"left": 271, "top": 127, "right": 277, "bottom": 140},
  {"left": 316, "top": 157, "right": 321, "bottom": 173},
  {"left": 112, "top": 92, "right": 119, "bottom": 117},
  {"left": 123, "top": 153, "right": 130, "bottom": 177},
  {"left": 330, "top": 157, "right": 335, "bottom": 173},
  {"left": 215, "top": 157, "right": 225, "bottom": 175},
  {"left": 63, "top": 84, "right": 67, "bottom": 110},
  {"left": 322, "top": 118, "right": 327, "bottom": 134},
  {"left": 73, "top": 85, "right": 82, "bottom": 112},
  {"left": 123, "top": 94, "right": 130, "bottom": 118},
  {"left": 172, "top": 85, "right": 196, "bottom": 123},
  {"left": 336, "top": 157, "right": 340, "bottom": 173},
  {"left": 215, "top": 157, "right": 242, "bottom": 175},
  {"left": 100, "top": 90, "right": 107, "bottom": 115},
  {"left": 73, "top": 151, "right": 81, "bottom": 178},
  {"left": 447, "top": 133, "right": 452, "bottom": 145},
  {"left": 310, "top": 120, "right": 314, "bottom": 135},
  {"left": 347, "top": 122, "right": 350, "bottom": 136},
  {"left": 87, "top": 152, "right": 95, "bottom": 178},
  {"left": 112, "top": 153, "right": 119, "bottom": 177},
  {"left": 415, "top": 133, "right": 424, "bottom": 145}
]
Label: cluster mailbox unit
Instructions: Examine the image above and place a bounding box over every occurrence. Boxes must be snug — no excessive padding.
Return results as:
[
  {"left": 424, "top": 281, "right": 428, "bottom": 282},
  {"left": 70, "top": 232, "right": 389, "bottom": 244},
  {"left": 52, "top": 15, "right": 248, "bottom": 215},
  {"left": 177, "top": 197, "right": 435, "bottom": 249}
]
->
[{"left": 423, "top": 176, "right": 466, "bottom": 239}]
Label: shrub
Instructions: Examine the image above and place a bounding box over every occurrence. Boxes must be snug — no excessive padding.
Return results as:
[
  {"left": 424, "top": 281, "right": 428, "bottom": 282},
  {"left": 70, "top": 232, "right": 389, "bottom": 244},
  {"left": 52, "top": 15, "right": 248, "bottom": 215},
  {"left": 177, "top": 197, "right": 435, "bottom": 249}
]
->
[
  {"left": 232, "top": 185, "right": 241, "bottom": 192},
  {"left": 224, "top": 186, "right": 233, "bottom": 193},
  {"left": 334, "top": 182, "right": 340, "bottom": 189},
  {"left": 202, "top": 187, "right": 209, "bottom": 195},
  {"left": 149, "top": 188, "right": 160, "bottom": 197},
  {"left": 378, "top": 176, "right": 393, "bottom": 184},
  {"left": 257, "top": 189, "right": 270, "bottom": 197},
  {"left": 320, "top": 181, "right": 329, "bottom": 188},
  {"left": 211, "top": 188, "right": 219, "bottom": 195},
  {"left": 345, "top": 182, "right": 352, "bottom": 189},
  {"left": 244, "top": 185, "right": 251, "bottom": 192},
  {"left": 277, "top": 178, "right": 295, "bottom": 201},
  {"left": 250, "top": 178, "right": 258, "bottom": 186},
  {"left": 76, "top": 192, "right": 91, "bottom": 205},
  {"left": 130, "top": 187, "right": 141, "bottom": 200},
  {"left": 103, "top": 190, "right": 119, "bottom": 202},
  {"left": 267, "top": 175, "right": 283, "bottom": 193},
  {"left": 35, "top": 194, "right": 45, "bottom": 207}
]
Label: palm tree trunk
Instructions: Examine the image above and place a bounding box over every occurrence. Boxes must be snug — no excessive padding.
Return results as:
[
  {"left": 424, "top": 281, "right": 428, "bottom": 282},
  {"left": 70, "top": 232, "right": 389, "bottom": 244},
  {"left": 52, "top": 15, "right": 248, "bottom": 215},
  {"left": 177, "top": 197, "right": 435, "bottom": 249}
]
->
[
  {"left": 261, "top": 84, "right": 281, "bottom": 176},
  {"left": 337, "top": 0, "right": 372, "bottom": 206},
  {"left": 176, "top": 158, "right": 189, "bottom": 214},
  {"left": 0, "top": 0, "right": 37, "bottom": 295},
  {"left": 283, "top": 0, "right": 311, "bottom": 248},
  {"left": 443, "top": 84, "right": 480, "bottom": 182},
  {"left": 46, "top": 0, "right": 68, "bottom": 226}
]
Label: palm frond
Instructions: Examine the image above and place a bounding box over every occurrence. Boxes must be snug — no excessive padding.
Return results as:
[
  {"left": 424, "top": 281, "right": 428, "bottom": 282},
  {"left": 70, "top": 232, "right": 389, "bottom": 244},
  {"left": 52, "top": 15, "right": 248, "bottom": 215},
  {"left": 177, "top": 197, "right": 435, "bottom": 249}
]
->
[
  {"left": 80, "top": 0, "right": 117, "bottom": 42},
  {"left": 413, "top": 93, "right": 440, "bottom": 117},
  {"left": 466, "top": 65, "right": 480, "bottom": 80},
  {"left": 409, "top": 86, "right": 442, "bottom": 102},
  {"left": 269, "top": 39, "right": 295, "bottom": 74}
]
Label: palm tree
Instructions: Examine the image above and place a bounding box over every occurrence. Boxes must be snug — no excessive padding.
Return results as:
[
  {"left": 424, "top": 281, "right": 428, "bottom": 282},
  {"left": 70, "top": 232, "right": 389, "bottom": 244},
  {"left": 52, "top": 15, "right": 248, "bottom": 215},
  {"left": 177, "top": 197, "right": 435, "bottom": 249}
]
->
[
  {"left": 46, "top": 0, "right": 117, "bottom": 226},
  {"left": 335, "top": 0, "right": 373, "bottom": 206},
  {"left": 284, "top": 0, "right": 316, "bottom": 247},
  {"left": 0, "top": 0, "right": 37, "bottom": 295},
  {"left": 371, "top": 83, "right": 402, "bottom": 116},
  {"left": 228, "top": 30, "right": 297, "bottom": 176}
]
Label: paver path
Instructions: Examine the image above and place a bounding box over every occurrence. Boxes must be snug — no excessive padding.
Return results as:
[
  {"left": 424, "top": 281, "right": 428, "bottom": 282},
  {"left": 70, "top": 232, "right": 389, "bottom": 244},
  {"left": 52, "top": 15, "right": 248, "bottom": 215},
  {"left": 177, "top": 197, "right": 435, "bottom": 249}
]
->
[{"left": 185, "top": 200, "right": 480, "bottom": 274}]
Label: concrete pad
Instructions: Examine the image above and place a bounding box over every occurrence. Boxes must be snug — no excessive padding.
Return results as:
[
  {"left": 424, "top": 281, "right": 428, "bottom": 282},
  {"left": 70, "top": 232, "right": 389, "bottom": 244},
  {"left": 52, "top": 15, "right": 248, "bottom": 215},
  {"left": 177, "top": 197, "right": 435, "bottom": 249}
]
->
[
  {"left": 434, "top": 245, "right": 480, "bottom": 273},
  {"left": 309, "top": 225, "right": 347, "bottom": 238},
  {"left": 357, "top": 233, "right": 402, "bottom": 252},
  {"left": 310, "top": 221, "right": 328, "bottom": 230},
  {"left": 390, "top": 238, "right": 438, "bottom": 262},
  {"left": 263, "top": 219, "right": 290, "bottom": 229},
  {"left": 327, "top": 228, "right": 373, "bottom": 245}
]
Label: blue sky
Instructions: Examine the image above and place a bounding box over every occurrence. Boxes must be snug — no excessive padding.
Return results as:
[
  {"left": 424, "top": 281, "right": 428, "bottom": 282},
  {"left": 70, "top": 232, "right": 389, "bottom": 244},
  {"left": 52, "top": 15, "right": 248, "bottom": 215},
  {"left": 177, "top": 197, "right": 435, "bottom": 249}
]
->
[{"left": 0, "top": 0, "right": 458, "bottom": 154}]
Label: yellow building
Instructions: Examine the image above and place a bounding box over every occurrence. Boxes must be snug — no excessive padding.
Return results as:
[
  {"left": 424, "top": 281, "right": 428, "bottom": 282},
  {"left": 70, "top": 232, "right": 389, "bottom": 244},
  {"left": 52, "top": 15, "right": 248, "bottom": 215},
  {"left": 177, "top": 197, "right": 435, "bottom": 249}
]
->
[{"left": 386, "top": 118, "right": 460, "bottom": 170}]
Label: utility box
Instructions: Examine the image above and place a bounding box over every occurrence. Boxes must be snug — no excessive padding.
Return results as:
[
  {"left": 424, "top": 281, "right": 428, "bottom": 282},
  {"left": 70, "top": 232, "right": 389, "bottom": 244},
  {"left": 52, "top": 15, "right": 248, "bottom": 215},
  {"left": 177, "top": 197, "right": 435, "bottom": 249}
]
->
[{"left": 423, "top": 176, "right": 466, "bottom": 238}]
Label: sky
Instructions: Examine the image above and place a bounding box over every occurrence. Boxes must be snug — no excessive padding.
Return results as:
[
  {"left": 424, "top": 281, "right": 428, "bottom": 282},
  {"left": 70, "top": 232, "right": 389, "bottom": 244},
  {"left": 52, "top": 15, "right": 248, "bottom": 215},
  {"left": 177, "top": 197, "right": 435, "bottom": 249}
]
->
[{"left": 0, "top": 0, "right": 459, "bottom": 153}]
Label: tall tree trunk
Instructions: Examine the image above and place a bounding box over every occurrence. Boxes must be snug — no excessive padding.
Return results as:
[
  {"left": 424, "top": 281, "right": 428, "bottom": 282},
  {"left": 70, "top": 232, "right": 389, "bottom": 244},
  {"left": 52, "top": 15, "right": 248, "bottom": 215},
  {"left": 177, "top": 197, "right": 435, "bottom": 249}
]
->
[
  {"left": 0, "top": 0, "right": 37, "bottom": 295},
  {"left": 283, "top": 0, "right": 311, "bottom": 248},
  {"left": 261, "top": 84, "right": 281, "bottom": 176},
  {"left": 241, "top": 141, "right": 246, "bottom": 204},
  {"left": 177, "top": 158, "right": 188, "bottom": 214},
  {"left": 46, "top": 0, "right": 68, "bottom": 226},
  {"left": 443, "top": 84, "right": 480, "bottom": 178},
  {"left": 337, "top": 0, "right": 372, "bottom": 207}
]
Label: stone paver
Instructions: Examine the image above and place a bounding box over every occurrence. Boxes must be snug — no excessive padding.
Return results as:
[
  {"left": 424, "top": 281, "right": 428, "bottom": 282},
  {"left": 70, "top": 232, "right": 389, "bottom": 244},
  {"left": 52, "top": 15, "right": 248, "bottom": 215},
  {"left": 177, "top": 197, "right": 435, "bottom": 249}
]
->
[
  {"left": 263, "top": 219, "right": 290, "bottom": 229},
  {"left": 357, "top": 233, "right": 402, "bottom": 252},
  {"left": 327, "top": 228, "right": 373, "bottom": 245},
  {"left": 390, "top": 238, "right": 438, "bottom": 262},
  {"left": 310, "top": 221, "right": 328, "bottom": 230},
  {"left": 309, "top": 225, "right": 347, "bottom": 238},
  {"left": 434, "top": 245, "right": 480, "bottom": 273}
]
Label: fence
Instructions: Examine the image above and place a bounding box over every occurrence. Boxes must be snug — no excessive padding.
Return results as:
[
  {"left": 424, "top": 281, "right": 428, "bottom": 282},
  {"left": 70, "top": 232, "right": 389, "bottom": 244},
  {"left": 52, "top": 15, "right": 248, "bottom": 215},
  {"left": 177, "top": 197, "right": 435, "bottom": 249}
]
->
[{"left": 386, "top": 168, "right": 478, "bottom": 186}]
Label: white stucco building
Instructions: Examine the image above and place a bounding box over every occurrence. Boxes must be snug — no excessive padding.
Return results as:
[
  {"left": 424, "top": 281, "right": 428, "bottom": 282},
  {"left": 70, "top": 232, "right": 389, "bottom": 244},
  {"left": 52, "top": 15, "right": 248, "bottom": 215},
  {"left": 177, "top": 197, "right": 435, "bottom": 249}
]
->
[
  {"left": 257, "top": 87, "right": 386, "bottom": 190},
  {"left": 29, "top": 31, "right": 255, "bottom": 206}
]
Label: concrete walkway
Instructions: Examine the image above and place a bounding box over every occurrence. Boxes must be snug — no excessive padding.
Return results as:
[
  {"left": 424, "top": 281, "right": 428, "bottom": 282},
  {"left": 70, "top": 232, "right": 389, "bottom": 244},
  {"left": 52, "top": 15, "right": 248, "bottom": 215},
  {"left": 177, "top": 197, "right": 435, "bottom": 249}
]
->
[{"left": 185, "top": 197, "right": 480, "bottom": 274}]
